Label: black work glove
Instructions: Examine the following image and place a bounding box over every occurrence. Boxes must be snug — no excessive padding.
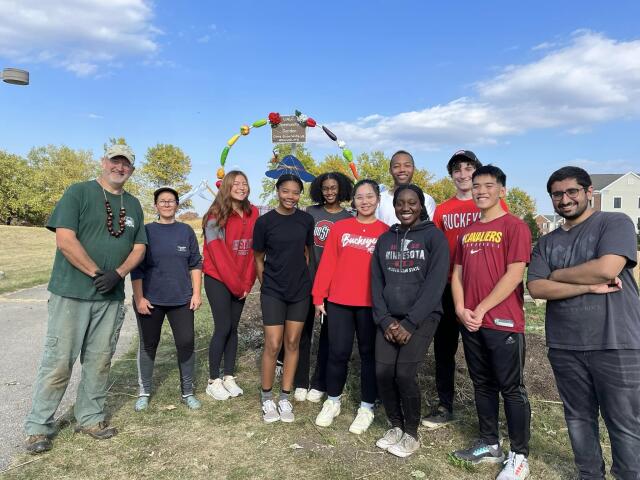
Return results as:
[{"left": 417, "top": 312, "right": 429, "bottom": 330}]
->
[{"left": 93, "top": 270, "right": 123, "bottom": 294}]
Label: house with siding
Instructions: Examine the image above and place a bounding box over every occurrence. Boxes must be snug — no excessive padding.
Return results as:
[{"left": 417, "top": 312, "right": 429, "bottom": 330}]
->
[{"left": 590, "top": 172, "right": 640, "bottom": 233}]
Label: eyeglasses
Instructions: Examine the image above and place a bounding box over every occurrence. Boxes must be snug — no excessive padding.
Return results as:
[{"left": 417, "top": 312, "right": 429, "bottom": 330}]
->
[
  {"left": 108, "top": 157, "right": 134, "bottom": 170},
  {"left": 354, "top": 194, "right": 377, "bottom": 202},
  {"left": 157, "top": 200, "right": 177, "bottom": 206},
  {"left": 550, "top": 188, "right": 585, "bottom": 201},
  {"left": 321, "top": 186, "right": 338, "bottom": 193}
]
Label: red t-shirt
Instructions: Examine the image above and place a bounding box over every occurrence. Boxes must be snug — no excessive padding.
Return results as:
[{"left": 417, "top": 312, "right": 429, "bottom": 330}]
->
[
  {"left": 312, "top": 217, "right": 388, "bottom": 307},
  {"left": 433, "top": 196, "right": 509, "bottom": 279},
  {"left": 454, "top": 213, "right": 531, "bottom": 333}
]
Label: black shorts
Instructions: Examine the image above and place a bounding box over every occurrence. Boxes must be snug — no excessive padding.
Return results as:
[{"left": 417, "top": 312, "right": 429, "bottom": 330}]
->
[{"left": 260, "top": 294, "right": 308, "bottom": 326}]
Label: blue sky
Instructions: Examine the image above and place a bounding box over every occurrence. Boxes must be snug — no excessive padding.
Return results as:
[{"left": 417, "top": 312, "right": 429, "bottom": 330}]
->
[{"left": 1, "top": 0, "right": 639, "bottom": 214}]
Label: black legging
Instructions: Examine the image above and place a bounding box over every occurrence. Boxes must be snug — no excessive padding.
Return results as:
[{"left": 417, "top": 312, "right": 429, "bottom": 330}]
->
[
  {"left": 325, "top": 302, "right": 377, "bottom": 404},
  {"left": 134, "top": 303, "right": 195, "bottom": 396},
  {"left": 205, "top": 275, "right": 246, "bottom": 378}
]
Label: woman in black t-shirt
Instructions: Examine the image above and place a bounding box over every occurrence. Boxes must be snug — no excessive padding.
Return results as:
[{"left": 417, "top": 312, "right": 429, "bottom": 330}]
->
[{"left": 253, "top": 174, "right": 314, "bottom": 423}]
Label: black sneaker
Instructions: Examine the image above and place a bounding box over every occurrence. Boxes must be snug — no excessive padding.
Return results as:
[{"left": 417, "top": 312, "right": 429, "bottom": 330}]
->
[
  {"left": 421, "top": 405, "right": 453, "bottom": 429},
  {"left": 25, "top": 434, "right": 52, "bottom": 454},
  {"left": 452, "top": 440, "right": 505, "bottom": 464}
]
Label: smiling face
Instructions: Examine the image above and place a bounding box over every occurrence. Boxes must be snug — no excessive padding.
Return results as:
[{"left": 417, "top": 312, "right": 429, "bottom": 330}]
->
[
  {"left": 394, "top": 188, "right": 422, "bottom": 228},
  {"left": 229, "top": 173, "right": 249, "bottom": 202},
  {"left": 154, "top": 191, "right": 178, "bottom": 221},
  {"left": 353, "top": 183, "right": 379, "bottom": 217},
  {"left": 101, "top": 156, "right": 134, "bottom": 189},
  {"left": 390, "top": 153, "right": 414, "bottom": 187},
  {"left": 472, "top": 174, "right": 506, "bottom": 211},
  {"left": 550, "top": 178, "right": 592, "bottom": 221},
  {"left": 321, "top": 178, "right": 339, "bottom": 205},
  {"left": 277, "top": 180, "right": 301, "bottom": 210},
  {"left": 451, "top": 161, "right": 476, "bottom": 194}
]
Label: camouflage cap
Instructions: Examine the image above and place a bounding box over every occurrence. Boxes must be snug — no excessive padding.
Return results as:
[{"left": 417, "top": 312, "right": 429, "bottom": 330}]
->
[{"left": 105, "top": 144, "right": 135, "bottom": 166}]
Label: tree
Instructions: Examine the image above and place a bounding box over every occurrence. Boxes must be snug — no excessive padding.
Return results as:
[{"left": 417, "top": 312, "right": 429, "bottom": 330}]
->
[
  {"left": 0, "top": 150, "right": 33, "bottom": 224},
  {"left": 523, "top": 212, "right": 540, "bottom": 243},
  {"left": 138, "top": 143, "right": 193, "bottom": 214},
  {"left": 27, "top": 145, "right": 99, "bottom": 225},
  {"left": 505, "top": 187, "right": 536, "bottom": 219},
  {"left": 428, "top": 177, "right": 456, "bottom": 204}
]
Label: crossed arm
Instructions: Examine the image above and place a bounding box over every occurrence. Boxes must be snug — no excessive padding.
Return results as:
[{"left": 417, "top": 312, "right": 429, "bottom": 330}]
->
[{"left": 527, "top": 254, "right": 625, "bottom": 300}]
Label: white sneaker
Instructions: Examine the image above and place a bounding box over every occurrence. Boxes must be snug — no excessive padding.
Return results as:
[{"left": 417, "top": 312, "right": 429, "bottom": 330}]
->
[
  {"left": 306, "top": 388, "right": 325, "bottom": 403},
  {"left": 294, "top": 388, "right": 308, "bottom": 402},
  {"left": 206, "top": 378, "right": 230, "bottom": 401},
  {"left": 348, "top": 407, "right": 374, "bottom": 434},
  {"left": 222, "top": 376, "right": 243, "bottom": 397},
  {"left": 388, "top": 433, "right": 420, "bottom": 458},
  {"left": 278, "top": 399, "right": 295, "bottom": 423},
  {"left": 376, "top": 427, "right": 404, "bottom": 450},
  {"left": 315, "top": 399, "right": 341, "bottom": 427},
  {"left": 262, "top": 399, "right": 280, "bottom": 423},
  {"left": 496, "top": 451, "right": 530, "bottom": 480}
]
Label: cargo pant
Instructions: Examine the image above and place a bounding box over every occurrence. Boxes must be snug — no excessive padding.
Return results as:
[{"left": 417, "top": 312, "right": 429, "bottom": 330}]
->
[{"left": 24, "top": 294, "right": 125, "bottom": 436}]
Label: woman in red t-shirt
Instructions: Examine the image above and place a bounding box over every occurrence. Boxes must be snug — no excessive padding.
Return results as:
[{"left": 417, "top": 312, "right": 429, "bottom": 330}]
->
[
  {"left": 312, "top": 179, "right": 388, "bottom": 435},
  {"left": 202, "top": 171, "right": 258, "bottom": 401}
]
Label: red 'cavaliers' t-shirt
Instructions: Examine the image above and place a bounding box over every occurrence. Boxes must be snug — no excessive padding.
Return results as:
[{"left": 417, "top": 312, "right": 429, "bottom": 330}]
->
[
  {"left": 433, "top": 197, "right": 508, "bottom": 279},
  {"left": 454, "top": 213, "right": 531, "bottom": 333}
]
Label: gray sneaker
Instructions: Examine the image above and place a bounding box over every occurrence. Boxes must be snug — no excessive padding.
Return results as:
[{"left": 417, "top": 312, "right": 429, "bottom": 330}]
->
[
  {"left": 452, "top": 440, "right": 504, "bottom": 464},
  {"left": 387, "top": 433, "right": 420, "bottom": 458},
  {"left": 278, "top": 398, "right": 295, "bottom": 423},
  {"left": 262, "top": 399, "right": 280, "bottom": 423},
  {"left": 375, "top": 427, "right": 404, "bottom": 450},
  {"left": 421, "top": 405, "right": 453, "bottom": 429}
]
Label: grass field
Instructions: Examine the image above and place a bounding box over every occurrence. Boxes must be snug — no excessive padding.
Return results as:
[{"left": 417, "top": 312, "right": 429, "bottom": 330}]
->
[{"left": 0, "top": 226, "right": 56, "bottom": 294}]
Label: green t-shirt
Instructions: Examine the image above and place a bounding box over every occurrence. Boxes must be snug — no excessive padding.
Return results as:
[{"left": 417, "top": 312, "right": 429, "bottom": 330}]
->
[{"left": 47, "top": 180, "right": 147, "bottom": 301}]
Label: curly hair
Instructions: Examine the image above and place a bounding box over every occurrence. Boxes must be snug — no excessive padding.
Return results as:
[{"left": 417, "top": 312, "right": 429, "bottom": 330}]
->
[
  {"left": 309, "top": 172, "right": 354, "bottom": 204},
  {"left": 201, "top": 171, "right": 252, "bottom": 233}
]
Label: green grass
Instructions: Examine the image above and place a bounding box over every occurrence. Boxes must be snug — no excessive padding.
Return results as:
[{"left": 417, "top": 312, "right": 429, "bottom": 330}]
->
[
  {"left": 3, "top": 293, "right": 607, "bottom": 480},
  {"left": 0, "top": 226, "right": 56, "bottom": 294}
]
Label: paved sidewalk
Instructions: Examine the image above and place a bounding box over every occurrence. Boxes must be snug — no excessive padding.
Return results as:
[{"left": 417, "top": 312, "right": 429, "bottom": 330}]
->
[{"left": 0, "top": 282, "right": 137, "bottom": 471}]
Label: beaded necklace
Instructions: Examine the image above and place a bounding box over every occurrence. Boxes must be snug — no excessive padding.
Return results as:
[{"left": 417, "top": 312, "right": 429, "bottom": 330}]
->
[{"left": 102, "top": 187, "right": 126, "bottom": 238}]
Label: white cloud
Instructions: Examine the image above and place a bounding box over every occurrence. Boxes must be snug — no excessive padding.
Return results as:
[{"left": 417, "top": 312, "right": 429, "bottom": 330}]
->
[
  {"left": 87, "top": 113, "right": 103, "bottom": 119},
  {"left": 328, "top": 32, "right": 640, "bottom": 150},
  {"left": 197, "top": 34, "right": 210, "bottom": 44},
  {"left": 0, "top": 0, "right": 159, "bottom": 76},
  {"left": 568, "top": 158, "right": 639, "bottom": 173},
  {"left": 531, "top": 41, "right": 558, "bottom": 51}
]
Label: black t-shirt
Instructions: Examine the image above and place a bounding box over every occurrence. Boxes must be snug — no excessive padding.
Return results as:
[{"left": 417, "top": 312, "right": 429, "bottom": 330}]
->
[{"left": 253, "top": 208, "right": 314, "bottom": 302}]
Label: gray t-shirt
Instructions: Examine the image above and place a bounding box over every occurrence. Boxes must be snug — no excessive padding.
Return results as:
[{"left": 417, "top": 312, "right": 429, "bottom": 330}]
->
[
  {"left": 527, "top": 211, "right": 640, "bottom": 350},
  {"left": 306, "top": 205, "right": 353, "bottom": 280}
]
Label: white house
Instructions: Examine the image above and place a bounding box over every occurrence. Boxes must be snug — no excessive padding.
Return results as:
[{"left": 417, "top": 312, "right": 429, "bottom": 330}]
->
[{"left": 591, "top": 172, "right": 640, "bottom": 233}]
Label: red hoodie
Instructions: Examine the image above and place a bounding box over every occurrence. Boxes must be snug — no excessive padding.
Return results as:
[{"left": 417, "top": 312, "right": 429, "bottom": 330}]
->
[
  {"left": 203, "top": 206, "right": 258, "bottom": 297},
  {"left": 312, "top": 216, "right": 388, "bottom": 307}
]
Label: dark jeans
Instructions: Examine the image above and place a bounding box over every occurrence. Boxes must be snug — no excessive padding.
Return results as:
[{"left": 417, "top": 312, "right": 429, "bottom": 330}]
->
[
  {"left": 461, "top": 327, "right": 531, "bottom": 455},
  {"left": 548, "top": 348, "right": 640, "bottom": 480},
  {"left": 432, "top": 284, "right": 460, "bottom": 412},
  {"left": 134, "top": 303, "right": 195, "bottom": 396},
  {"left": 204, "top": 275, "right": 246, "bottom": 378},
  {"left": 376, "top": 318, "right": 438, "bottom": 437},
  {"left": 325, "top": 302, "right": 377, "bottom": 403}
]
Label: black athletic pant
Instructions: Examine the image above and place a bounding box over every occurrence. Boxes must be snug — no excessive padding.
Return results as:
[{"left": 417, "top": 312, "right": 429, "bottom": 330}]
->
[
  {"left": 309, "top": 308, "right": 329, "bottom": 392},
  {"left": 134, "top": 303, "right": 195, "bottom": 397},
  {"left": 204, "top": 275, "right": 246, "bottom": 378},
  {"left": 460, "top": 327, "right": 531, "bottom": 456},
  {"left": 376, "top": 317, "right": 439, "bottom": 438},
  {"left": 325, "top": 302, "right": 376, "bottom": 403},
  {"left": 548, "top": 348, "right": 640, "bottom": 480},
  {"left": 432, "top": 284, "right": 460, "bottom": 412}
]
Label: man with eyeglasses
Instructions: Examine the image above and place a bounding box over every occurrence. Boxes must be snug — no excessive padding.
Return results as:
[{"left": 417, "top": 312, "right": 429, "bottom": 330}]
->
[
  {"left": 527, "top": 166, "right": 640, "bottom": 479},
  {"left": 24, "top": 144, "right": 147, "bottom": 454}
]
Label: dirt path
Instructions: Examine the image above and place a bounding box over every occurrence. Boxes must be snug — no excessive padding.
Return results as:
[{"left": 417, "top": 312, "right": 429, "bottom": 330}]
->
[{"left": 0, "top": 281, "right": 138, "bottom": 471}]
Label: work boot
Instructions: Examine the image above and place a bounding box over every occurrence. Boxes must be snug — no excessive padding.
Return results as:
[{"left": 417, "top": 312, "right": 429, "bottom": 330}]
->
[
  {"left": 74, "top": 421, "right": 118, "bottom": 440},
  {"left": 25, "top": 435, "right": 52, "bottom": 454}
]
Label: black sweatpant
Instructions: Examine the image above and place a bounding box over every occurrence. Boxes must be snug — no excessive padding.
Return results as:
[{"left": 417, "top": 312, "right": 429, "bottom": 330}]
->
[
  {"left": 134, "top": 302, "right": 195, "bottom": 397},
  {"left": 432, "top": 284, "right": 460, "bottom": 412},
  {"left": 325, "top": 302, "right": 376, "bottom": 403},
  {"left": 204, "top": 275, "right": 246, "bottom": 378},
  {"left": 460, "top": 327, "right": 531, "bottom": 456},
  {"left": 309, "top": 308, "right": 329, "bottom": 392},
  {"left": 376, "top": 317, "right": 439, "bottom": 438},
  {"left": 548, "top": 348, "right": 640, "bottom": 480}
]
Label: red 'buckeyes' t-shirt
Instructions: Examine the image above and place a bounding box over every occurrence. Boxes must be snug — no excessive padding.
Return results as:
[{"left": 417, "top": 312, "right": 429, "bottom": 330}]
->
[
  {"left": 433, "top": 197, "right": 508, "bottom": 279},
  {"left": 454, "top": 213, "right": 531, "bottom": 333}
]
